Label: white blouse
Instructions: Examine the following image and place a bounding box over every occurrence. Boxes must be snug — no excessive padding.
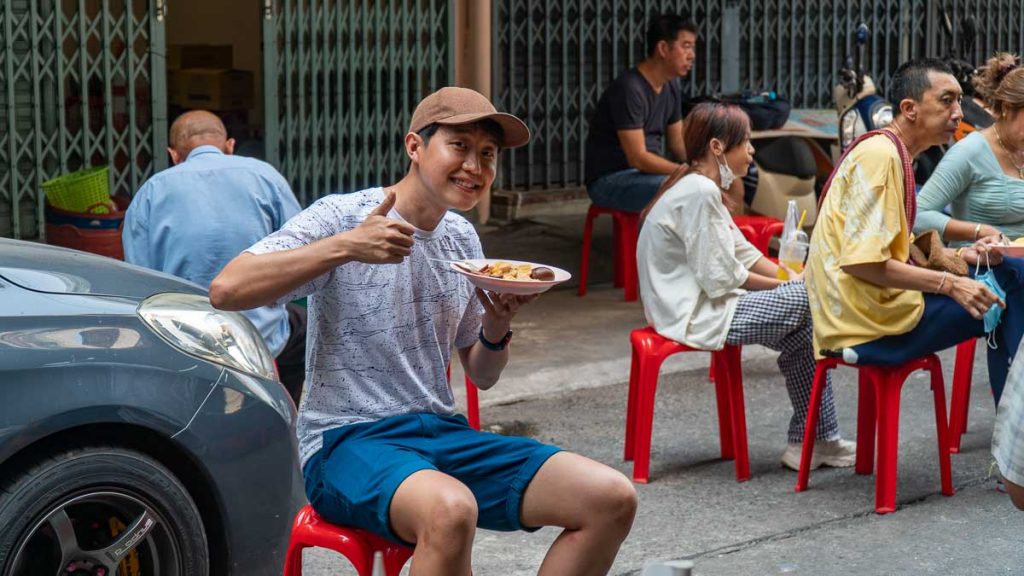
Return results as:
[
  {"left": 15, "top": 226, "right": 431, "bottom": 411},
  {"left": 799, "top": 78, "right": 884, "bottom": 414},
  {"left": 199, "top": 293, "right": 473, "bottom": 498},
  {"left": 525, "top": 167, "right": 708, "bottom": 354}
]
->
[{"left": 637, "top": 173, "right": 762, "bottom": 350}]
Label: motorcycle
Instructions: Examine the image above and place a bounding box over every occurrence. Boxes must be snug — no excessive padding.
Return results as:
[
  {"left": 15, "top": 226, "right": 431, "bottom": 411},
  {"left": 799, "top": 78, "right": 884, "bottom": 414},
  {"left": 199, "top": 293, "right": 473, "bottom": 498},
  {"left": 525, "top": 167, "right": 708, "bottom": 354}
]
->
[
  {"left": 744, "top": 132, "right": 823, "bottom": 227},
  {"left": 834, "top": 24, "right": 894, "bottom": 154}
]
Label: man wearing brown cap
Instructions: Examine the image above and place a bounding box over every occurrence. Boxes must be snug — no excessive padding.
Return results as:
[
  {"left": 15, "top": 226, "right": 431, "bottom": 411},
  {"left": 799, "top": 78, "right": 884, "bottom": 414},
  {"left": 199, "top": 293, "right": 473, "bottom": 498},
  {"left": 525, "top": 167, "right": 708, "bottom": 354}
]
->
[{"left": 211, "top": 87, "right": 637, "bottom": 574}]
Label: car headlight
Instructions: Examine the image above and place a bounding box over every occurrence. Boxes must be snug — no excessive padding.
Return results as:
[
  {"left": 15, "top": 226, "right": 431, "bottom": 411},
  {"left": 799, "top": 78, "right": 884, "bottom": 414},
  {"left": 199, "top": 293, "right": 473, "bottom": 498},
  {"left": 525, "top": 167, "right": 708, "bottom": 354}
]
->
[
  {"left": 871, "top": 103, "right": 893, "bottom": 129},
  {"left": 138, "top": 293, "right": 277, "bottom": 381}
]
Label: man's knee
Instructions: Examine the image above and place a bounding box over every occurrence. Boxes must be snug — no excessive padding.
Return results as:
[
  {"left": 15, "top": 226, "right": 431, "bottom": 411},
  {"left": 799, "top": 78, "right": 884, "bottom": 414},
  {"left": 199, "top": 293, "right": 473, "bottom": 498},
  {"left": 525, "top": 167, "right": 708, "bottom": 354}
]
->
[
  {"left": 585, "top": 470, "right": 638, "bottom": 528},
  {"left": 421, "top": 485, "right": 478, "bottom": 539}
]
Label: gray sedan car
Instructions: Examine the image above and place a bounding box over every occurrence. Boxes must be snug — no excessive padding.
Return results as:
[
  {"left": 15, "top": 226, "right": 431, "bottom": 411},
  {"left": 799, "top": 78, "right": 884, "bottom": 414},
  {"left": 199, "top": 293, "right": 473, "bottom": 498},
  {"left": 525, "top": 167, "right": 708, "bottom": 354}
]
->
[{"left": 0, "top": 239, "right": 304, "bottom": 576}]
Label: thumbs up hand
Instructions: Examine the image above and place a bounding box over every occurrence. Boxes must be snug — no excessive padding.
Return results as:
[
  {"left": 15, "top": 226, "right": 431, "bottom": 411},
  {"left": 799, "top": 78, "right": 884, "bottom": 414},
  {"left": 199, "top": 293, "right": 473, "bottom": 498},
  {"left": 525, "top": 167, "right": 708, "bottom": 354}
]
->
[{"left": 342, "top": 191, "right": 416, "bottom": 264}]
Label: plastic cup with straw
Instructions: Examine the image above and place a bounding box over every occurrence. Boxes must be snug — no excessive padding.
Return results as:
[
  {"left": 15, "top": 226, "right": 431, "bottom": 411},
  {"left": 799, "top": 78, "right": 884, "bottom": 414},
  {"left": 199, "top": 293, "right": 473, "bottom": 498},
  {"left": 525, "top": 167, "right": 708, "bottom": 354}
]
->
[{"left": 778, "top": 209, "right": 810, "bottom": 280}]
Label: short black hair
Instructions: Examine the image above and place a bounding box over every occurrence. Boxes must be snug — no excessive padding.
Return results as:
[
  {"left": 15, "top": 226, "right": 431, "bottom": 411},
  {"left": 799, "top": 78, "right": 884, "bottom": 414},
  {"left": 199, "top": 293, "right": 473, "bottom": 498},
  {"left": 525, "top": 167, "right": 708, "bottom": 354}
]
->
[
  {"left": 646, "top": 14, "right": 698, "bottom": 57},
  {"left": 417, "top": 119, "right": 505, "bottom": 148},
  {"left": 889, "top": 58, "right": 955, "bottom": 116}
]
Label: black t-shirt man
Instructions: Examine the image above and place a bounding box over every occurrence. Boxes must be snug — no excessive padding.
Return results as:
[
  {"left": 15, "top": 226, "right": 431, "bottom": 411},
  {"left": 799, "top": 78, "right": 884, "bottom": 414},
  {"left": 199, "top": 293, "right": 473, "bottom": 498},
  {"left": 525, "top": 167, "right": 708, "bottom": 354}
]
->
[
  {"left": 585, "top": 70, "right": 683, "bottom": 185},
  {"left": 582, "top": 15, "right": 695, "bottom": 213}
]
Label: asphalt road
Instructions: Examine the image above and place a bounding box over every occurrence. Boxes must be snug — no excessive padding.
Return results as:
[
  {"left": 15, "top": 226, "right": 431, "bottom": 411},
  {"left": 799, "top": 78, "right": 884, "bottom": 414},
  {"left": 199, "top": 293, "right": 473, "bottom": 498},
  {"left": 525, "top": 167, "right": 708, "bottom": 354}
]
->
[{"left": 300, "top": 346, "right": 1022, "bottom": 575}]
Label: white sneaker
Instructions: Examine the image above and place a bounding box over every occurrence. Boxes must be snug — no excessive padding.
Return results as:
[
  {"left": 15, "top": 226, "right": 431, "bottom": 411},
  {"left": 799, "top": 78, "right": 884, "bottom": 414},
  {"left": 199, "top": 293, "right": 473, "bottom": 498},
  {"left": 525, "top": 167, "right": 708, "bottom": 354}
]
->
[{"left": 781, "top": 438, "right": 858, "bottom": 471}]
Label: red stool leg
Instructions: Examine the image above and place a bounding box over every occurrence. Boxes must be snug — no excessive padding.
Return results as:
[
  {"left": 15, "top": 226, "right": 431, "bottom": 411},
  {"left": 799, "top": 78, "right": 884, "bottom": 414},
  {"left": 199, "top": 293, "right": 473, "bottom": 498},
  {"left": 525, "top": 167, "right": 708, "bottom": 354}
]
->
[
  {"left": 631, "top": 347, "right": 669, "bottom": 484},
  {"left": 578, "top": 206, "right": 598, "bottom": 297},
  {"left": 283, "top": 537, "right": 306, "bottom": 576},
  {"left": 928, "top": 358, "right": 955, "bottom": 497},
  {"left": 384, "top": 547, "right": 415, "bottom": 576},
  {"left": 612, "top": 214, "right": 625, "bottom": 288},
  {"left": 708, "top": 356, "right": 715, "bottom": 382},
  {"left": 949, "top": 338, "right": 976, "bottom": 453},
  {"left": 711, "top": 350, "right": 735, "bottom": 461},
  {"left": 624, "top": 338, "right": 641, "bottom": 461},
  {"left": 873, "top": 370, "right": 903, "bottom": 514},
  {"left": 465, "top": 376, "right": 480, "bottom": 431},
  {"left": 621, "top": 214, "right": 639, "bottom": 302},
  {"left": 723, "top": 345, "right": 750, "bottom": 482},
  {"left": 855, "top": 369, "right": 877, "bottom": 476},
  {"left": 795, "top": 361, "right": 831, "bottom": 492}
]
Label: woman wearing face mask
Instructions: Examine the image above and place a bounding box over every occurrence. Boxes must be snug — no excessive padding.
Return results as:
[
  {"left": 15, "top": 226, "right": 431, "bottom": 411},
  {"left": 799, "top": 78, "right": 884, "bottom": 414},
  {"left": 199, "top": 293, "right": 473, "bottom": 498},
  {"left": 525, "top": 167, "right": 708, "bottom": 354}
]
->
[{"left": 636, "top": 102, "right": 855, "bottom": 471}]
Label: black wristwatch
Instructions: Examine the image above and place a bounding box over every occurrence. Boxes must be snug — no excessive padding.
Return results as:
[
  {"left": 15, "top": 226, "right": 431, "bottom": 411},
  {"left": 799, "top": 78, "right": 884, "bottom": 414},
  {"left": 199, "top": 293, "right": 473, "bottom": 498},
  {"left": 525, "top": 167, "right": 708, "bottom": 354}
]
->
[{"left": 478, "top": 327, "right": 513, "bottom": 351}]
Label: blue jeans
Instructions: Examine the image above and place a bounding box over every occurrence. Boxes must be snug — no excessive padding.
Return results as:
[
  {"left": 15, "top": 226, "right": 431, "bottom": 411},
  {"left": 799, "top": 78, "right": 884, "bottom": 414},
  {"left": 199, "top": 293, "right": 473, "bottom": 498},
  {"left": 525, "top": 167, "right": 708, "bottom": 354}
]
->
[
  {"left": 587, "top": 169, "right": 667, "bottom": 213},
  {"left": 850, "top": 257, "right": 1024, "bottom": 405}
]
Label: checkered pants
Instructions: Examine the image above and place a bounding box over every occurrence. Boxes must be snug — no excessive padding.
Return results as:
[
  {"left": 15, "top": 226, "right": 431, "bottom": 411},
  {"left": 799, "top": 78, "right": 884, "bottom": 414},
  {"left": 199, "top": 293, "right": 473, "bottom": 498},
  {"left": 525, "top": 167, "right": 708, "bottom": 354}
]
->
[{"left": 725, "top": 282, "right": 841, "bottom": 444}]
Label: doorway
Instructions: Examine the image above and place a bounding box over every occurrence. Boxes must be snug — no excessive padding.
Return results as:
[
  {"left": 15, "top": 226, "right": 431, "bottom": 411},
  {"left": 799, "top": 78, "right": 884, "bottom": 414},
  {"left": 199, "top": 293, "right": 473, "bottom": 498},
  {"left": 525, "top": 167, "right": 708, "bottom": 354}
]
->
[{"left": 164, "top": 0, "right": 264, "bottom": 159}]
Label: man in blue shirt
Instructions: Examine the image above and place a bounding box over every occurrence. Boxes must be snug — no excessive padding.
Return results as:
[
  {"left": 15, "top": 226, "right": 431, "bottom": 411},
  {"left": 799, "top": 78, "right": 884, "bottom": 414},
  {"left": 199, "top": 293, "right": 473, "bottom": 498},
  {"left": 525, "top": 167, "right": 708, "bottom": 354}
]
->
[{"left": 123, "top": 110, "right": 305, "bottom": 403}]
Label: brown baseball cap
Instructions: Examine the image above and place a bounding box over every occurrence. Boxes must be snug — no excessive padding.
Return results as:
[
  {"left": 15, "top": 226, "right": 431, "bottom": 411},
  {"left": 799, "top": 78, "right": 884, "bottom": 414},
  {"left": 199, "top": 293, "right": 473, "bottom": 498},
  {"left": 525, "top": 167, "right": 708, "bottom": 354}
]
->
[{"left": 409, "top": 87, "right": 531, "bottom": 149}]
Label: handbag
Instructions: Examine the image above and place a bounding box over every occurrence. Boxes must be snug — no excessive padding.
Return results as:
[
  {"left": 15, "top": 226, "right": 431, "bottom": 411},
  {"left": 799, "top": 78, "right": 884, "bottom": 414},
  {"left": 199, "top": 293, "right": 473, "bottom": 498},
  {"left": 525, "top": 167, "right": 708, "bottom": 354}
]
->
[
  {"left": 908, "top": 230, "right": 968, "bottom": 276},
  {"left": 682, "top": 92, "right": 791, "bottom": 131}
]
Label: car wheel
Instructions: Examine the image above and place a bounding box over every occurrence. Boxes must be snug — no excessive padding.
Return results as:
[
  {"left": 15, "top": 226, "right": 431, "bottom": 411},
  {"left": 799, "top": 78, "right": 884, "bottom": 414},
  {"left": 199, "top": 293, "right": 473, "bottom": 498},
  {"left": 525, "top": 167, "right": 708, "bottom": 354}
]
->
[{"left": 0, "top": 445, "right": 208, "bottom": 576}]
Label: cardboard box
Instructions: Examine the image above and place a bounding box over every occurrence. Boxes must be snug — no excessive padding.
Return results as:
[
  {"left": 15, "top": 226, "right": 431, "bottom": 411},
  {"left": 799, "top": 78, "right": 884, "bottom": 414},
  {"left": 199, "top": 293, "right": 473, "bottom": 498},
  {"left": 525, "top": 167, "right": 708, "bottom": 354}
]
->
[
  {"left": 168, "top": 68, "right": 254, "bottom": 111},
  {"left": 166, "top": 44, "right": 233, "bottom": 70}
]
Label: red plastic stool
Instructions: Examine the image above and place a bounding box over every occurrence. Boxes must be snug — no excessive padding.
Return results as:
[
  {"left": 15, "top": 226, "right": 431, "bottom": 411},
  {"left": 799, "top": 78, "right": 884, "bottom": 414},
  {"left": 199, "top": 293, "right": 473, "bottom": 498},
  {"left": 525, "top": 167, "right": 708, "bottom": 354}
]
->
[
  {"left": 949, "top": 338, "right": 979, "bottom": 453},
  {"left": 447, "top": 364, "right": 482, "bottom": 431},
  {"left": 795, "top": 355, "right": 954, "bottom": 514},
  {"left": 284, "top": 505, "right": 413, "bottom": 576},
  {"left": 732, "top": 215, "right": 785, "bottom": 256},
  {"left": 578, "top": 204, "right": 641, "bottom": 301},
  {"left": 465, "top": 377, "right": 481, "bottom": 430},
  {"left": 624, "top": 327, "right": 748, "bottom": 483}
]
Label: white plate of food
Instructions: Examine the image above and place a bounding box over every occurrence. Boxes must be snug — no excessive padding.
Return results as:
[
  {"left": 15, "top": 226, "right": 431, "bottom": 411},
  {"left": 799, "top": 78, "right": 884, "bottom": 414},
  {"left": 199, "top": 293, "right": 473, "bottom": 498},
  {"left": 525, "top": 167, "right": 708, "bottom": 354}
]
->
[
  {"left": 993, "top": 238, "right": 1024, "bottom": 258},
  {"left": 452, "top": 259, "right": 571, "bottom": 295}
]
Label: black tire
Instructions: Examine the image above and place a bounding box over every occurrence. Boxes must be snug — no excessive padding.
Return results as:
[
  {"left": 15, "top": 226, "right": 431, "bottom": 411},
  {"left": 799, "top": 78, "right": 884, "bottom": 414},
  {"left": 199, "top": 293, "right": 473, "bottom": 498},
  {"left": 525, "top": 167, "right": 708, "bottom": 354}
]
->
[{"left": 0, "top": 445, "right": 208, "bottom": 576}]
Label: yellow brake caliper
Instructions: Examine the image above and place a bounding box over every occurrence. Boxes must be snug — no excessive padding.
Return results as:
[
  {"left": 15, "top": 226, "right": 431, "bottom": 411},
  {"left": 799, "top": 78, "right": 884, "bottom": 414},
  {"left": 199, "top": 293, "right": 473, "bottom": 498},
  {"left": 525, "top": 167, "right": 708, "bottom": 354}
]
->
[{"left": 108, "top": 517, "right": 141, "bottom": 576}]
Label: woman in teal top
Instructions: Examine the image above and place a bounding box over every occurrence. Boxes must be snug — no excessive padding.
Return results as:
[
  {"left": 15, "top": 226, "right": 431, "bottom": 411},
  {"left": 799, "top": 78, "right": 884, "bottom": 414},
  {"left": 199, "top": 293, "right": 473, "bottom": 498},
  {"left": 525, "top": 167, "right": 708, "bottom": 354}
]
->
[{"left": 915, "top": 53, "right": 1024, "bottom": 245}]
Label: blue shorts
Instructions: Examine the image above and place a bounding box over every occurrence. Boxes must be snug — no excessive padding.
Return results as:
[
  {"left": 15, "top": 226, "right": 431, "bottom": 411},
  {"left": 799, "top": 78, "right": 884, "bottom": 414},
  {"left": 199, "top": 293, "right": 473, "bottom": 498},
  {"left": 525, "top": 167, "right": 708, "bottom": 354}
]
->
[{"left": 303, "top": 413, "right": 562, "bottom": 545}]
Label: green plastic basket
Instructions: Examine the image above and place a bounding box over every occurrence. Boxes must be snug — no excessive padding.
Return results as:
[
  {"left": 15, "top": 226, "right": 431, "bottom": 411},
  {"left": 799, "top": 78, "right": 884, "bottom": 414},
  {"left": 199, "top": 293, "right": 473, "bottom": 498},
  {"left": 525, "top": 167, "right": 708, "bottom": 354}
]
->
[{"left": 41, "top": 166, "right": 111, "bottom": 213}]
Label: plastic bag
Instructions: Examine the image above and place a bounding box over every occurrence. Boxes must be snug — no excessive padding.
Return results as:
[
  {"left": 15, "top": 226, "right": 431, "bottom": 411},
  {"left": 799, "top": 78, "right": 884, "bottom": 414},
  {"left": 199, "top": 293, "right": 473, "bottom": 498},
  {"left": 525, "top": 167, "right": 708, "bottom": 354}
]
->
[{"left": 777, "top": 200, "right": 809, "bottom": 280}]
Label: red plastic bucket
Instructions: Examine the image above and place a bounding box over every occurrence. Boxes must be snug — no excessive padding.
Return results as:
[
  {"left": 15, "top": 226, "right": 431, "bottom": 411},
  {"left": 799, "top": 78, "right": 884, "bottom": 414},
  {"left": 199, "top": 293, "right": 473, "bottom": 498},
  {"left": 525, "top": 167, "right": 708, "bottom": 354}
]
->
[{"left": 44, "top": 196, "right": 128, "bottom": 260}]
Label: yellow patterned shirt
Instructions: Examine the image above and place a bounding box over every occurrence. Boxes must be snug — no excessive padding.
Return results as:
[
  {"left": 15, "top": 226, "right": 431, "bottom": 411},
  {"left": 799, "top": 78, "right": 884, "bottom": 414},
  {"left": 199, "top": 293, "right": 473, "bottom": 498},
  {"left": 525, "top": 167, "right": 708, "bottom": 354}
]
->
[{"left": 805, "top": 134, "right": 924, "bottom": 357}]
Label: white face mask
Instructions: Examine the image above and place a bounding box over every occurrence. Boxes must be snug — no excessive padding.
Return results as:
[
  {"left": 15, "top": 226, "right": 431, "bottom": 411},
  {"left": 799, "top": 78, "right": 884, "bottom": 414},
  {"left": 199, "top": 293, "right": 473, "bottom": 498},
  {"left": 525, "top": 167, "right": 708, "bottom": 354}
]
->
[{"left": 715, "top": 153, "right": 736, "bottom": 191}]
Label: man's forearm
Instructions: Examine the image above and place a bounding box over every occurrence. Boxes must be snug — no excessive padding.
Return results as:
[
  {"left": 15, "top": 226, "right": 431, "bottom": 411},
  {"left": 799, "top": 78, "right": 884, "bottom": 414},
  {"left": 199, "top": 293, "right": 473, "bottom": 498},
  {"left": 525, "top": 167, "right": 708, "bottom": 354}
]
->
[
  {"left": 209, "top": 237, "right": 351, "bottom": 311},
  {"left": 668, "top": 143, "right": 687, "bottom": 164},
  {"left": 841, "top": 259, "right": 946, "bottom": 293},
  {"left": 628, "top": 150, "right": 683, "bottom": 175},
  {"left": 460, "top": 343, "right": 509, "bottom": 390}
]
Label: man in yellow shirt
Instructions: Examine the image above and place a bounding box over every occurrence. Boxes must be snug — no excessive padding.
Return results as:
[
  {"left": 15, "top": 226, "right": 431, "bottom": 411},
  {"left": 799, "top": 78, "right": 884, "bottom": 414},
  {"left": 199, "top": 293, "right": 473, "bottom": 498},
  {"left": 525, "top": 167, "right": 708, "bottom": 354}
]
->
[{"left": 807, "top": 58, "right": 1024, "bottom": 405}]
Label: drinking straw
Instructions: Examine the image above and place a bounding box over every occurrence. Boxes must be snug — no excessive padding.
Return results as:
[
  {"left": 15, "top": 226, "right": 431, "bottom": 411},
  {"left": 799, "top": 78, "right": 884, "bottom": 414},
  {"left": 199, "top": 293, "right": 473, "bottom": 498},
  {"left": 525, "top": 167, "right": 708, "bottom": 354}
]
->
[{"left": 797, "top": 209, "right": 807, "bottom": 230}]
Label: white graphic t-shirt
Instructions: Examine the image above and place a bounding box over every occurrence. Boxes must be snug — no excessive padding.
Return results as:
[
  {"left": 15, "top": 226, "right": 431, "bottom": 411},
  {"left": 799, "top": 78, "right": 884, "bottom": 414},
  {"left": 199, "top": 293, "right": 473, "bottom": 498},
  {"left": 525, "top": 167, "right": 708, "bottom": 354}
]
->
[{"left": 246, "top": 188, "right": 484, "bottom": 466}]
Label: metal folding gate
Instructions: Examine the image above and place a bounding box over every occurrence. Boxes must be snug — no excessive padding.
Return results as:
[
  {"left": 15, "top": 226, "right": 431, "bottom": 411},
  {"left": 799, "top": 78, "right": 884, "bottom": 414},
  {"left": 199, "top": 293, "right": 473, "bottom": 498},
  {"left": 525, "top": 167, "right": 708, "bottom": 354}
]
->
[
  {"left": 0, "top": 0, "right": 167, "bottom": 240},
  {"left": 262, "top": 0, "right": 454, "bottom": 206},
  {"left": 494, "top": 0, "right": 1024, "bottom": 192}
]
